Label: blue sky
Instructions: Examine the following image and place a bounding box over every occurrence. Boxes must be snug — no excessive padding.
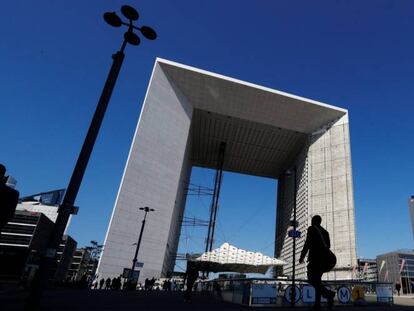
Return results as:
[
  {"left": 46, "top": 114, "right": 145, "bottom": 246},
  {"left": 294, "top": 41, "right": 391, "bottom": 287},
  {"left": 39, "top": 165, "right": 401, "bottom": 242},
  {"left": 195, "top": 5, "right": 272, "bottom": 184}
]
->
[{"left": 1, "top": 1, "right": 414, "bottom": 268}]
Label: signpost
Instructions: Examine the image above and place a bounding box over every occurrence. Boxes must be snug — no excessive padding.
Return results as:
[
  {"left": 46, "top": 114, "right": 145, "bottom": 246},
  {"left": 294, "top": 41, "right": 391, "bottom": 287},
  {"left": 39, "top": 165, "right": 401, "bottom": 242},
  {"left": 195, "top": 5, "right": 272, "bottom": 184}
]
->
[
  {"left": 289, "top": 220, "right": 299, "bottom": 227},
  {"left": 135, "top": 262, "right": 144, "bottom": 268},
  {"left": 288, "top": 230, "right": 301, "bottom": 238},
  {"left": 122, "top": 268, "right": 140, "bottom": 281}
]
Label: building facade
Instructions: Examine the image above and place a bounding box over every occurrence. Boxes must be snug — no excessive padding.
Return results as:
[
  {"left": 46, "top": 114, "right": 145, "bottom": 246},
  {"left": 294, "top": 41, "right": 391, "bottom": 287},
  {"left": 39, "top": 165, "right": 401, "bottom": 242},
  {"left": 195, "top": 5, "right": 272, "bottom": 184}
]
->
[
  {"left": 53, "top": 235, "right": 77, "bottom": 283},
  {"left": 67, "top": 248, "right": 98, "bottom": 281},
  {"left": 0, "top": 210, "right": 54, "bottom": 282},
  {"left": 97, "top": 59, "right": 357, "bottom": 282},
  {"left": 357, "top": 258, "right": 377, "bottom": 282},
  {"left": 16, "top": 189, "right": 69, "bottom": 227},
  {"left": 0, "top": 210, "right": 76, "bottom": 283},
  {"left": 377, "top": 250, "right": 414, "bottom": 294}
]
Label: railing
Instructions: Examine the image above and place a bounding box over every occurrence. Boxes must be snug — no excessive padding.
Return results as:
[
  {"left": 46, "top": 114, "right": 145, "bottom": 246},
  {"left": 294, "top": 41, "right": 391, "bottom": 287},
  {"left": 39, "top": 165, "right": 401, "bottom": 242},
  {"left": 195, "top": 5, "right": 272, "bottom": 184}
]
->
[{"left": 199, "top": 278, "right": 394, "bottom": 307}]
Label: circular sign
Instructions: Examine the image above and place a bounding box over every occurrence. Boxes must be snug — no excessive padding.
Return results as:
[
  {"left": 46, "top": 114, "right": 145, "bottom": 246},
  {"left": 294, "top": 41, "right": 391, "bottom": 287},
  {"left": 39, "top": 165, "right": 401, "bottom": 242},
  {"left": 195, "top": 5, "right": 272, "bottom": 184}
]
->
[
  {"left": 284, "top": 285, "right": 301, "bottom": 304},
  {"left": 352, "top": 286, "right": 365, "bottom": 301},
  {"left": 337, "top": 286, "right": 351, "bottom": 304}
]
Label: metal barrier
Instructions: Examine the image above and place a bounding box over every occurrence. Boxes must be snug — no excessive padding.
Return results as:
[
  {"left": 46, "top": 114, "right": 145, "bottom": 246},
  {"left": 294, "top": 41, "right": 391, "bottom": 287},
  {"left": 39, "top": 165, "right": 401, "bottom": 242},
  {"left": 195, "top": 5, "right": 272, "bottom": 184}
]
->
[{"left": 201, "top": 278, "right": 394, "bottom": 307}]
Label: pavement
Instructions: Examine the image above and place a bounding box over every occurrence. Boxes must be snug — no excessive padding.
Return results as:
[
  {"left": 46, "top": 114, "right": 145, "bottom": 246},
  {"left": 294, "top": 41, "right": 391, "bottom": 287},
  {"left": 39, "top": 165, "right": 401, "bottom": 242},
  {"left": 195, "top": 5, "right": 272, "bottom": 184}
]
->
[{"left": 1, "top": 289, "right": 414, "bottom": 311}]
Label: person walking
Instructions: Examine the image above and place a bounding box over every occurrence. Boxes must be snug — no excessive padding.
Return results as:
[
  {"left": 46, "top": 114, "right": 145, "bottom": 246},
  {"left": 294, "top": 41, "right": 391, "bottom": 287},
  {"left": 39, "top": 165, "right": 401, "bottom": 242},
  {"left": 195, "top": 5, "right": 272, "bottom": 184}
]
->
[
  {"left": 395, "top": 283, "right": 401, "bottom": 296},
  {"left": 299, "top": 215, "right": 336, "bottom": 311},
  {"left": 105, "top": 277, "right": 111, "bottom": 290},
  {"left": 99, "top": 278, "right": 105, "bottom": 290},
  {"left": 111, "top": 277, "right": 117, "bottom": 290},
  {"left": 183, "top": 261, "right": 199, "bottom": 302}
]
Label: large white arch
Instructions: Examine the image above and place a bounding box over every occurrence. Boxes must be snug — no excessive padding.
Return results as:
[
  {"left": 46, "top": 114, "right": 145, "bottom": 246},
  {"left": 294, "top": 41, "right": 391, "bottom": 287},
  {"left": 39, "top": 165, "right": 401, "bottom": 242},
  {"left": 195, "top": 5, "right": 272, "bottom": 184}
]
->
[{"left": 97, "top": 58, "right": 357, "bottom": 281}]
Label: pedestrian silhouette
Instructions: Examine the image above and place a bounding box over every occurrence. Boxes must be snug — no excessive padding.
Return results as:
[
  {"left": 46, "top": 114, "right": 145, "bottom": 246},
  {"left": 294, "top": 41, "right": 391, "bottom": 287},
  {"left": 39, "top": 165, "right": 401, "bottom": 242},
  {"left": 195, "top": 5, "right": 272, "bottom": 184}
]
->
[
  {"left": 116, "top": 276, "right": 122, "bottom": 290},
  {"left": 299, "top": 215, "right": 336, "bottom": 311},
  {"left": 277, "top": 282, "right": 283, "bottom": 295},
  {"left": 395, "top": 283, "right": 401, "bottom": 296},
  {"left": 0, "top": 164, "right": 19, "bottom": 232},
  {"left": 105, "top": 277, "right": 111, "bottom": 290},
  {"left": 183, "top": 261, "right": 199, "bottom": 302},
  {"left": 111, "top": 277, "right": 117, "bottom": 290},
  {"left": 99, "top": 278, "right": 105, "bottom": 289}
]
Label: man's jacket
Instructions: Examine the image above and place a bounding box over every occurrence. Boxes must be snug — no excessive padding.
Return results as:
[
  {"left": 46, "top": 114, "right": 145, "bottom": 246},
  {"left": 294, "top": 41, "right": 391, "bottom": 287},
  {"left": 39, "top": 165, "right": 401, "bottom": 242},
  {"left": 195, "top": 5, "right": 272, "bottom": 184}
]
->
[{"left": 300, "top": 225, "right": 330, "bottom": 264}]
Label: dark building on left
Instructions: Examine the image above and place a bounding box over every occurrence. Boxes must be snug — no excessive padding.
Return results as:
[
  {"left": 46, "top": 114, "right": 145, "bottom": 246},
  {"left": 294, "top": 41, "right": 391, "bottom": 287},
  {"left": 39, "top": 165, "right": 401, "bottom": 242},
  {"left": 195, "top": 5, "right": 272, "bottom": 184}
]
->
[{"left": 0, "top": 189, "right": 78, "bottom": 285}]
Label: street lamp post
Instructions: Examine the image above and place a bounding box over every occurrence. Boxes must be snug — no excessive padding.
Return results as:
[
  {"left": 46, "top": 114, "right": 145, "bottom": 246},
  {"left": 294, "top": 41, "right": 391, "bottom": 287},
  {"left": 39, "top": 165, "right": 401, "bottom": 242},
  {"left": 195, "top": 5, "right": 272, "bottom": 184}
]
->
[
  {"left": 129, "top": 206, "right": 155, "bottom": 282},
  {"left": 287, "top": 166, "right": 298, "bottom": 307},
  {"left": 26, "top": 5, "right": 156, "bottom": 309}
]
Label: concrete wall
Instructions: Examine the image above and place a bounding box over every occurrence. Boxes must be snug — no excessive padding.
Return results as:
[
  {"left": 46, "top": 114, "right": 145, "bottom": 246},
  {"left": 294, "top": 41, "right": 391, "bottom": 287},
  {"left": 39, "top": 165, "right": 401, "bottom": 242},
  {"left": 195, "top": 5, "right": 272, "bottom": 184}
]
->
[
  {"left": 97, "top": 63, "right": 193, "bottom": 281},
  {"left": 308, "top": 114, "right": 357, "bottom": 279},
  {"left": 276, "top": 114, "right": 357, "bottom": 280},
  {"left": 275, "top": 147, "right": 309, "bottom": 278}
]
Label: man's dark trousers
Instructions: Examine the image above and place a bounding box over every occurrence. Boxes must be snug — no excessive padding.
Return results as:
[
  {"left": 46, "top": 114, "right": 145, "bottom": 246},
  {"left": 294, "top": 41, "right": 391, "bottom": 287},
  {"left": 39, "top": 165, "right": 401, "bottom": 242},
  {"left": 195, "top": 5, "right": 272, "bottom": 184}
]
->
[{"left": 307, "top": 264, "right": 333, "bottom": 308}]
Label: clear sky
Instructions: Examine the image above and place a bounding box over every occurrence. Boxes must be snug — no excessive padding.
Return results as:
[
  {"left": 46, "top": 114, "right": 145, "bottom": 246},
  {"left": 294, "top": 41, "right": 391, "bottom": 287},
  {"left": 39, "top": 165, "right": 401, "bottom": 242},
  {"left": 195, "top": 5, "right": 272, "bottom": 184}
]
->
[{"left": 1, "top": 1, "right": 414, "bottom": 269}]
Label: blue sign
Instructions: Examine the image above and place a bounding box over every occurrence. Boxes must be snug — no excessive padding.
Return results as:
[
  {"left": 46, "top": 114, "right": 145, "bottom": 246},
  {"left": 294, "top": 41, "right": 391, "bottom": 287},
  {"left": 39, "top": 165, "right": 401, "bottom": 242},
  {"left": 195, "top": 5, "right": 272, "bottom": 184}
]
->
[
  {"left": 135, "top": 262, "right": 144, "bottom": 268},
  {"left": 337, "top": 286, "right": 351, "bottom": 304},
  {"left": 288, "top": 230, "right": 301, "bottom": 238},
  {"left": 284, "top": 285, "right": 301, "bottom": 303}
]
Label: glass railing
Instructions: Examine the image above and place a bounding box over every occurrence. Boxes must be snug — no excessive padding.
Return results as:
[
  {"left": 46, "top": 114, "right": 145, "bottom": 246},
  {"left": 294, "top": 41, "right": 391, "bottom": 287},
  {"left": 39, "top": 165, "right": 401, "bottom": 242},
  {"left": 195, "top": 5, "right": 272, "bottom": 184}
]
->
[{"left": 199, "top": 277, "right": 394, "bottom": 307}]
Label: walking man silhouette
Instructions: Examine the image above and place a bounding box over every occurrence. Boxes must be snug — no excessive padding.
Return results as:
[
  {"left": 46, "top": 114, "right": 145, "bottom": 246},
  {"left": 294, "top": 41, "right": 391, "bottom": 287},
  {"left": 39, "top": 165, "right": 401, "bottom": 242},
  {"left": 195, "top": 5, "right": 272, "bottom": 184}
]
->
[
  {"left": 395, "top": 283, "right": 401, "bottom": 296},
  {"left": 299, "top": 215, "right": 336, "bottom": 311}
]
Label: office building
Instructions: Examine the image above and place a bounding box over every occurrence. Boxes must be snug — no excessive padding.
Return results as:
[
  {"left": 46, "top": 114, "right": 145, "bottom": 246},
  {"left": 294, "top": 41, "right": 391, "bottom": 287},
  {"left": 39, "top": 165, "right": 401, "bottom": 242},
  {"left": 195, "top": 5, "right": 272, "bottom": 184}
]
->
[
  {"left": 377, "top": 249, "right": 414, "bottom": 294},
  {"left": 0, "top": 210, "right": 76, "bottom": 284},
  {"left": 0, "top": 210, "right": 54, "bottom": 283},
  {"left": 67, "top": 248, "right": 98, "bottom": 281},
  {"left": 357, "top": 258, "right": 377, "bottom": 282},
  {"left": 53, "top": 235, "right": 77, "bottom": 283},
  {"left": 17, "top": 189, "right": 65, "bottom": 222}
]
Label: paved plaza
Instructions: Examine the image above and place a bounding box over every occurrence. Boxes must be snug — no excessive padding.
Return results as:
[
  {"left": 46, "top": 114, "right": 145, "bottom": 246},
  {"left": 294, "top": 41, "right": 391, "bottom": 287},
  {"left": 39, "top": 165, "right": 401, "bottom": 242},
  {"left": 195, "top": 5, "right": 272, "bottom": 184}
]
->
[{"left": 2, "top": 289, "right": 414, "bottom": 311}]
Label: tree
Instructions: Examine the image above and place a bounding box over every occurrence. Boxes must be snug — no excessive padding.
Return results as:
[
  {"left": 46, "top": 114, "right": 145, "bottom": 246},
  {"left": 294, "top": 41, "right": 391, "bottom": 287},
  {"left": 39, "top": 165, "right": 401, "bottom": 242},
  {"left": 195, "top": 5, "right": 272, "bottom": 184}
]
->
[{"left": 85, "top": 240, "right": 103, "bottom": 260}]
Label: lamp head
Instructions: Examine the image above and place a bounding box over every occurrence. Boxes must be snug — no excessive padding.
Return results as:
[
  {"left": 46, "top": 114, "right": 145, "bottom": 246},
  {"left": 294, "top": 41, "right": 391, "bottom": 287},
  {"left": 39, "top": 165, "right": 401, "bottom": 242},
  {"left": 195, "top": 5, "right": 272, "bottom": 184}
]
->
[
  {"left": 140, "top": 26, "right": 157, "bottom": 40},
  {"left": 121, "top": 5, "right": 139, "bottom": 21},
  {"left": 139, "top": 206, "right": 154, "bottom": 212},
  {"left": 124, "top": 31, "right": 140, "bottom": 45},
  {"left": 103, "top": 12, "right": 122, "bottom": 27}
]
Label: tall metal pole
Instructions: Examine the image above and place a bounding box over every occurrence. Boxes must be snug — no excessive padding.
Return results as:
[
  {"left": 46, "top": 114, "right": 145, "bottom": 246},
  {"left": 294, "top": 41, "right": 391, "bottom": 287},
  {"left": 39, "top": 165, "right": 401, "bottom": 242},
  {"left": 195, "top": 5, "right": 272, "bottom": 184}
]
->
[
  {"left": 26, "top": 43, "right": 126, "bottom": 310},
  {"left": 291, "top": 166, "right": 297, "bottom": 307},
  {"left": 205, "top": 142, "right": 226, "bottom": 253},
  {"left": 205, "top": 173, "right": 218, "bottom": 252},
  {"left": 209, "top": 142, "right": 226, "bottom": 252},
  {"left": 129, "top": 207, "right": 153, "bottom": 281},
  {"left": 26, "top": 6, "right": 157, "bottom": 308}
]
